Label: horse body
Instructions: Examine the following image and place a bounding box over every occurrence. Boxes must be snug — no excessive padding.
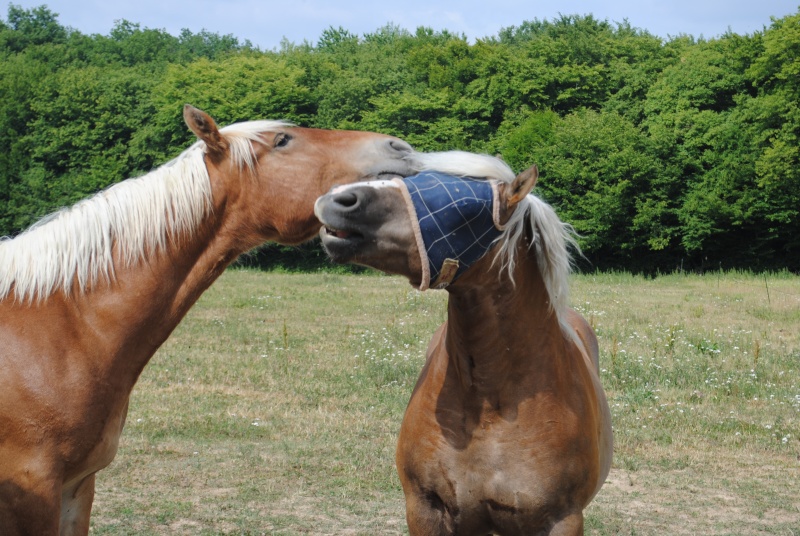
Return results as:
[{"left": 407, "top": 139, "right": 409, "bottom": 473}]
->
[
  {"left": 315, "top": 154, "right": 612, "bottom": 535},
  {"left": 397, "top": 247, "right": 611, "bottom": 535},
  {"left": 0, "top": 105, "right": 414, "bottom": 535}
]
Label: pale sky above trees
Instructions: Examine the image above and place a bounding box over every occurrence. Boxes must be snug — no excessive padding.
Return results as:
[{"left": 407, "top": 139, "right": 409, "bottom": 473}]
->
[{"left": 8, "top": 0, "right": 799, "bottom": 50}]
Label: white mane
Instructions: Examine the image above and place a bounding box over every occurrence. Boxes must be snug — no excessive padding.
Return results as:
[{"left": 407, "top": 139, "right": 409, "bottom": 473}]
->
[
  {"left": 408, "top": 150, "right": 578, "bottom": 323},
  {"left": 0, "top": 119, "right": 290, "bottom": 303}
]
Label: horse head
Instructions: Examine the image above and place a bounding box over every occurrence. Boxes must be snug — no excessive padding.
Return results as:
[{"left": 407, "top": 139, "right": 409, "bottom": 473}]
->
[
  {"left": 314, "top": 153, "right": 538, "bottom": 290},
  {"left": 184, "top": 105, "right": 415, "bottom": 246}
]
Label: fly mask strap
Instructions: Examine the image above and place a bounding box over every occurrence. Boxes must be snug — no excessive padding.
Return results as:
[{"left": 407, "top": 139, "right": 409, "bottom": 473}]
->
[{"left": 396, "top": 172, "right": 505, "bottom": 290}]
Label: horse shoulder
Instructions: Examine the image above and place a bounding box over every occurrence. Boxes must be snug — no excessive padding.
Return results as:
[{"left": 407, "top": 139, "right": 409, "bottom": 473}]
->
[
  {"left": 562, "top": 308, "right": 613, "bottom": 498},
  {"left": 0, "top": 298, "right": 128, "bottom": 476},
  {"left": 564, "top": 307, "right": 599, "bottom": 373},
  {"left": 406, "top": 321, "right": 448, "bottom": 399},
  {"left": 397, "top": 322, "right": 449, "bottom": 467}
]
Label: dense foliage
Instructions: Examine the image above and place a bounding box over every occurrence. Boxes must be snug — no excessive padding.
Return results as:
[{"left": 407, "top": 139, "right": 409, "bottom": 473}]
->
[{"left": 2, "top": 5, "right": 798, "bottom": 272}]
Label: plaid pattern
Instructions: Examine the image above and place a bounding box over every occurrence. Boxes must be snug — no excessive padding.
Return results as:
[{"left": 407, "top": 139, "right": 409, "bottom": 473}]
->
[{"left": 400, "top": 172, "right": 503, "bottom": 289}]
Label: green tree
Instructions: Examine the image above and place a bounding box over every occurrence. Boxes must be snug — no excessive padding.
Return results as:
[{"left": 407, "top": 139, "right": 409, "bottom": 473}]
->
[
  {"left": 495, "top": 109, "right": 558, "bottom": 171},
  {"left": 0, "top": 4, "right": 66, "bottom": 52},
  {"left": 533, "top": 109, "right": 666, "bottom": 269},
  {"left": 640, "top": 34, "right": 758, "bottom": 265},
  {"left": 295, "top": 24, "right": 414, "bottom": 129},
  {"left": 177, "top": 28, "right": 248, "bottom": 61},
  {"left": 359, "top": 89, "right": 475, "bottom": 150},
  {"left": 139, "top": 53, "right": 314, "bottom": 163},
  {"left": 7, "top": 64, "right": 157, "bottom": 230}
]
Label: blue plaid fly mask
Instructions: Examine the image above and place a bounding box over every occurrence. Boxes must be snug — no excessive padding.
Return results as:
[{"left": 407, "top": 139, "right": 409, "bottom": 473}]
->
[{"left": 394, "top": 172, "right": 506, "bottom": 290}]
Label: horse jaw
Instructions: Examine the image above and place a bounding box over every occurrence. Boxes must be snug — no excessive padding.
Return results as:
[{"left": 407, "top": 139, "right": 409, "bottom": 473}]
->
[{"left": 315, "top": 183, "right": 424, "bottom": 287}]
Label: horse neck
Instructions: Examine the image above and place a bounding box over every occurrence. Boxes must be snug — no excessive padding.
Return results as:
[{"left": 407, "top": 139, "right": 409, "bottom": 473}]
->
[
  {"left": 443, "top": 241, "right": 564, "bottom": 393},
  {"left": 56, "top": 167, "right": 246, "bottom": 385}
]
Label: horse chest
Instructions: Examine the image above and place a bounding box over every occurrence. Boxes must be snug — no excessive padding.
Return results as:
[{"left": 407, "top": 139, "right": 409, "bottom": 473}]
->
[
  {"left": 403, "top": 439, "right": 565, "bottom": 535},
  {"left": 400, "top": 391, "right": 592, "bottom": 533},
  {"left": 444, "top": 435, "right": 559, "bottom": 503}
]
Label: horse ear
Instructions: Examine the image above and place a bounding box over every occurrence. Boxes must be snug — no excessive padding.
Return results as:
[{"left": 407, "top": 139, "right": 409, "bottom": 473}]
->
[
  {"left": 497, "top": 165, "right": 538, "bottom": 226},
  {"left": 508, "top": 165, "right": 538, "bottom": 207},
  {"left": 183, "top": 104, "right": 229, "bottom": 155}
]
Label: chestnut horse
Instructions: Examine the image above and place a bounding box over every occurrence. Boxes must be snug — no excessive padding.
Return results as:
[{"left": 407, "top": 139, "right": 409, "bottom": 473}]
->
[
  {"left": 315, "top": 152, "right": 612, "bottom": 535},
  {"left": 0, "top": 105, "right": 414, "bottom": 535}
]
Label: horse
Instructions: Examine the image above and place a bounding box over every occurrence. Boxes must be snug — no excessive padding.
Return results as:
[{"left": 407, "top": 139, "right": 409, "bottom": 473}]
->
[
  {"left": 314, "top": 151, "right": 613, "bottom": 535},
  {"left": 0, "top": 104, "right": 415, "bottom": 535}
]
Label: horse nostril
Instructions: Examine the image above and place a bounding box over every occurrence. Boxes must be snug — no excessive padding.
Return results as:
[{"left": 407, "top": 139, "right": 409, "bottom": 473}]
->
[{"left": 333, "top": 190, "right": 360, "bottom": 209}]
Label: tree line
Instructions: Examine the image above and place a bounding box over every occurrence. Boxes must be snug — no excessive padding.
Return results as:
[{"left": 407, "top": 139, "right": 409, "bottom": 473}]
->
[{"left": 1, "top": 4, "right": 798, "bottom": 272}]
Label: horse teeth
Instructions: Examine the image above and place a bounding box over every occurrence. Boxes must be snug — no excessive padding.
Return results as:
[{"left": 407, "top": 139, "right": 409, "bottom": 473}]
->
[{"left": 326, "top": 227, "right": 349, "bottom": 239}]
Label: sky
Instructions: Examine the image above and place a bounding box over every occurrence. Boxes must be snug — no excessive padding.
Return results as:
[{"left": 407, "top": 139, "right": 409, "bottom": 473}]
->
[{"left": 5, "top": 0, "right": 799, "bottom": 50}]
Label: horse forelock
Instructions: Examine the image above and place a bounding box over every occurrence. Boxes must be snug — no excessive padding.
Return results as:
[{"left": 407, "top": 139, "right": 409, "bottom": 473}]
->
[
  {"left": 0, "top": 145, "right": 213, "bottom": 303},
  {"left": 406, "top": 149, "right": 577, "bottom": 325}
]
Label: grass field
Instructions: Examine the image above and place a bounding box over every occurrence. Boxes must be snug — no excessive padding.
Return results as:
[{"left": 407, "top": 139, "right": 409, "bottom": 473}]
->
[{"left": 90, "top": 269, "right": 800, "bottom": 535}]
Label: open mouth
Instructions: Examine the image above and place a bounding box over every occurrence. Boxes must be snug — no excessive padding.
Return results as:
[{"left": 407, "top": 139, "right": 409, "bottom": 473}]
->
[
  {"left": 322, "top": 226, "right": 361, "bottom": 241},
  {"left": 324, "top": 227, "right": 352, "bottom": 239},
  {"left": 319, "top": 224, "right": 363, "bottom": 263}
]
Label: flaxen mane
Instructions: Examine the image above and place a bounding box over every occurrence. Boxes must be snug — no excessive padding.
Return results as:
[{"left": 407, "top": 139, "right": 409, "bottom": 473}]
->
[
  {"left": 407, "top": 151, "right": 579, "bottom": 324},
  {"left": 0, "top": 120, "right": 290, "bottom": 303}
]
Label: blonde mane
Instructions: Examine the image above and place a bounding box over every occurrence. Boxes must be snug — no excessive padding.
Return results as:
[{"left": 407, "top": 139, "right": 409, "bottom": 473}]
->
[
  {"left": 0, "top": 120, "right": 290, "bottom": 303},
  {"left": 407, "top": 151, "right": 578, "bottom": 323}
]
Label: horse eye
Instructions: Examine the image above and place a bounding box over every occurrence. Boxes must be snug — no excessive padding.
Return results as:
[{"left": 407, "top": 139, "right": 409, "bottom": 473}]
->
[{"left": 274, "top": 133, "right": 292, "bottom": 148}]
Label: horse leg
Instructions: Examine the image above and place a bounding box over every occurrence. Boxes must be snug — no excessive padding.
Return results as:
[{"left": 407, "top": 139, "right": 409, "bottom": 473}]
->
[
  {"left": 548, "top": 512, "right": 583, "bottom": 536},
  {"left": 0, "top": 476, "right": 61, "bottom": 535},
  {"left": 59, "top": 473, "right": 95, "bottom": 536},
  {"left": 404, "top": 490, "right": 458, "bottom": 536}
]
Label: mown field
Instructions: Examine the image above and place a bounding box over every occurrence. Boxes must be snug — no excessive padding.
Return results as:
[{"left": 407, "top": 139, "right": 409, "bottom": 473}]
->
[{"left": 90, "top": 270, "right": 800, "bottom": 535}]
